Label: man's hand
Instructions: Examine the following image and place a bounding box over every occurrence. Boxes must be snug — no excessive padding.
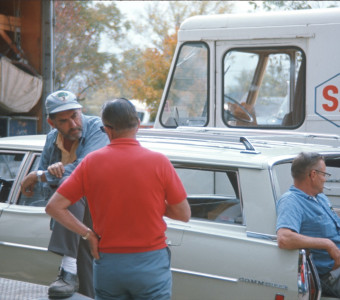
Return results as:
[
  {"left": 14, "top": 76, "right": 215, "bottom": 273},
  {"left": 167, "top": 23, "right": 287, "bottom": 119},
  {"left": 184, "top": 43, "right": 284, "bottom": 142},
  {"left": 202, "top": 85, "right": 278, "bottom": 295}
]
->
[
  {"left": 88, "top": 231, "right": 100, "bottom": 260},
  {"left": 48, "top": 162, "right": 65, "bottom": 178},
  {"left": 21, "top": 172, "right": 38, "bottom": 197},
  {"left": 327, "top": 242, "right": 340, "bottom": 270}
]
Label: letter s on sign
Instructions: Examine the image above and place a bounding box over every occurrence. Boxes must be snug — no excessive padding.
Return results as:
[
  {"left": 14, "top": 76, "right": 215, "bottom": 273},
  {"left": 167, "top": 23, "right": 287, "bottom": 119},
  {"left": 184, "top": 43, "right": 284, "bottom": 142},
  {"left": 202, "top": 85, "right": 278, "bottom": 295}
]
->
[{"left": 322, "top": 85, "right": 339, "bottom": 112}]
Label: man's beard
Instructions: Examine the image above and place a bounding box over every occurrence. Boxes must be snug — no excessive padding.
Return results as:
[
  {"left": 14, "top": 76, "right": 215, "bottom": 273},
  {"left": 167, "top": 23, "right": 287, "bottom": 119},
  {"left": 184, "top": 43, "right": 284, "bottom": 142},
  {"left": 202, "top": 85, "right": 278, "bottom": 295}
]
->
[{"left": 65, "top": 127, "right": 82, "bottom": 140}]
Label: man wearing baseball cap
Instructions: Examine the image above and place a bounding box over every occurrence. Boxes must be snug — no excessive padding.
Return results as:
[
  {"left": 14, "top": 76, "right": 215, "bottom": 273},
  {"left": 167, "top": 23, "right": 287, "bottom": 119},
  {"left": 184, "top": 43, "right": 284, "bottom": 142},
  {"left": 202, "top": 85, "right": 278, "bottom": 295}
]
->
[{"left": 21, "top": 90, "right": 109, "bottom": 298}]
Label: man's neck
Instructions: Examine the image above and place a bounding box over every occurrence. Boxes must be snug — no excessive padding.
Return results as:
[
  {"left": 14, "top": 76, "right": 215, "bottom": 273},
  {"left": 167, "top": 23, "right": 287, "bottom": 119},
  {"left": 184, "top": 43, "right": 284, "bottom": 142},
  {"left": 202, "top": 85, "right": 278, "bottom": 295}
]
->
[
  {"left": 110, "top": 128, "right": 138, "bottom": 140},
  {"left": 63, "top": 138, "right": 76, "bottom": 152},
  {"left": 294, "top": 182, "right": 318, "bottom": 197}
]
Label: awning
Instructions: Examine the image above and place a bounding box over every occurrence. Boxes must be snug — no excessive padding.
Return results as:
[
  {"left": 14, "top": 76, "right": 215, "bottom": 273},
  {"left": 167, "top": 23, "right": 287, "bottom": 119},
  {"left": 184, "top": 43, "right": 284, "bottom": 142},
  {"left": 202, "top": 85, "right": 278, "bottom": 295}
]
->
[{"left": 0, "top": 56, "right": 42, "bottom": 113}]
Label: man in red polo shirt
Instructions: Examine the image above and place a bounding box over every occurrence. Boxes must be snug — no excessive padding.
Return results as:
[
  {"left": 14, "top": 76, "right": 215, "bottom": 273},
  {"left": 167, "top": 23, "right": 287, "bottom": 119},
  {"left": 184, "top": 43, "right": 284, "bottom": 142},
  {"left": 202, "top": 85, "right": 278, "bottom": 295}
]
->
[{"left": 46, "top": 98, "right": 191, "bottom": 300}]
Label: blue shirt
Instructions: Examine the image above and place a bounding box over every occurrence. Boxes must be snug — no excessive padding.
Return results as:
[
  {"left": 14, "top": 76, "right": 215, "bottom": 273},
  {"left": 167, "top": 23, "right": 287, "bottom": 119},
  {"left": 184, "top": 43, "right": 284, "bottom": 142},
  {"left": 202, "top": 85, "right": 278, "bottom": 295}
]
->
[
  {"left": 276, "top": 185, "right": 340, "bottom": 275},
  {"left": 38, "top": 114, "right": 109, "bottom": 200}
]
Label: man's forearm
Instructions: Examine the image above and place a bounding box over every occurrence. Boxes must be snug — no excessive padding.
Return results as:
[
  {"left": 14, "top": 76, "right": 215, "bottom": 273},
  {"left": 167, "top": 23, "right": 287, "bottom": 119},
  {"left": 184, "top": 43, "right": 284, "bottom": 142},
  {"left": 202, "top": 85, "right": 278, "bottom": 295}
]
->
[
  {"left": 165, "top": 199, "right": 191, "bottom": 222},
  {"left": 45, "top": 192, "right": 100, "bottom": 259},
  {"left": 277, "top": 228, "right": 335, "bottom": 252},
  {"left": 45, "top": 192, "right": 88, "bottom": 237}
]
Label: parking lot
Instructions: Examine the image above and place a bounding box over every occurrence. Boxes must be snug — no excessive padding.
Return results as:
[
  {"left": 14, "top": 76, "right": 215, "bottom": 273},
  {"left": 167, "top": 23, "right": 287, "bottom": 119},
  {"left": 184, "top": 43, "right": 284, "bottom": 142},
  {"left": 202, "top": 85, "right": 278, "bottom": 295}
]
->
[{"left": 0, "top": 277, "right": 91, "bottom": 300}]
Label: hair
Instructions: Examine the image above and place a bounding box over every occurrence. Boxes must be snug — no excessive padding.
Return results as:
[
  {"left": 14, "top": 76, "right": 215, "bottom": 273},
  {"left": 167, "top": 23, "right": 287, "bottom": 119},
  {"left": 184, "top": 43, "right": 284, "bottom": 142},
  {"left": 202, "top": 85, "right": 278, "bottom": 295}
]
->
[
  {"left": 101, "top": 98, "right": 139, "bottom": 131},
  {"left": 48, "top": 113, "right": 57, "bottom": 120},
  {"left": 291, "top": 152, "right": 325, "bottom": 181}
]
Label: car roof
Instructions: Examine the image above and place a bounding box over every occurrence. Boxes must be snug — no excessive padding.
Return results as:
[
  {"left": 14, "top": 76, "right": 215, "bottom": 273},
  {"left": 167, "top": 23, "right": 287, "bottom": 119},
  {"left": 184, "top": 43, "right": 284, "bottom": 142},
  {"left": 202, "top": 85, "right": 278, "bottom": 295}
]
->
[
  {"left": 138, "top": 128, "right": 340, "bottom": 169},
  {"left": 0, "top": 135, "right": 46, "bottom": 151},
  {"left": 1, "top": 130, "right": 340, "bottom": 170}
]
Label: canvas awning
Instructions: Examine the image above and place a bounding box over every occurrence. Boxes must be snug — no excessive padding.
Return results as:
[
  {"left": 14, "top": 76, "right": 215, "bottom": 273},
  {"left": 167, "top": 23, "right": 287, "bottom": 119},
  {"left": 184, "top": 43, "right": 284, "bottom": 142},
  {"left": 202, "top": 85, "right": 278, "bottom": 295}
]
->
[{"left": 0, "top": 56, "right": 42, "bottom": 113}]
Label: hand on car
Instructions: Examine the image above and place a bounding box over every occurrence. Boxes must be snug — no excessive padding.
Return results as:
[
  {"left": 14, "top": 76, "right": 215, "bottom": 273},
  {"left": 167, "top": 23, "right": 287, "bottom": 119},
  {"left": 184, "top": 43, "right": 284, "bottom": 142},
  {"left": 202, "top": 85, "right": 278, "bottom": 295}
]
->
[
  {"left": 48, "top": 162, "right": 65, "bottom": 178},
  {"left": 20, "top": 172, "right": 38, "bottom": 197}
]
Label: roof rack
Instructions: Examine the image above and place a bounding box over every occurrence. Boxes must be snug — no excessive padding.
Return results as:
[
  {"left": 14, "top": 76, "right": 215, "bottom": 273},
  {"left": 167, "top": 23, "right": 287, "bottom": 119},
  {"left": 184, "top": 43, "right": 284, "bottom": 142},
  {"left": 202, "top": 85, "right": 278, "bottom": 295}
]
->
[
  {"left": 240, "top": 137, "right": 260, "bottom": 154},
  {"left": 138, "top": 127, "right": 340, "bottom": 148}
]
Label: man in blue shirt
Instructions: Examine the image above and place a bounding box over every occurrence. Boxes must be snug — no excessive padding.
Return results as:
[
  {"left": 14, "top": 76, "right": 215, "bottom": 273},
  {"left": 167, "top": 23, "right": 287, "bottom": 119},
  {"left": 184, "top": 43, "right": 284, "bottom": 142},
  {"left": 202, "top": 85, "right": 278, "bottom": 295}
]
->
[
  {"left": 276, "top": 152, "right": 340, "bottom": 297},
  {"left": 21, "top": 90, "right": 109, "bottom": 298}
]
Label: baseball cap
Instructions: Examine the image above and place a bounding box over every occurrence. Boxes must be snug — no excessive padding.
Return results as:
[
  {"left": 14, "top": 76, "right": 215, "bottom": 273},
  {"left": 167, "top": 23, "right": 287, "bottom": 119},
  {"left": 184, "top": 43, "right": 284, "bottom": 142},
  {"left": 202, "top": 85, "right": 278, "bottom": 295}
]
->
[{"left": 46, "top": 90, "right": 82, "bottom": 114}]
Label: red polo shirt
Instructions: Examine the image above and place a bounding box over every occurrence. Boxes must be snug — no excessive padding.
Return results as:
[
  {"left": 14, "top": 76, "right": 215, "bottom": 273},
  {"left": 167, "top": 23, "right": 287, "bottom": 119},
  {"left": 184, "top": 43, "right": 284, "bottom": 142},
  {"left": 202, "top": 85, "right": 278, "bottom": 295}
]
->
[{"left": 57, "top": 138, "right": 187, "bottom": 253}]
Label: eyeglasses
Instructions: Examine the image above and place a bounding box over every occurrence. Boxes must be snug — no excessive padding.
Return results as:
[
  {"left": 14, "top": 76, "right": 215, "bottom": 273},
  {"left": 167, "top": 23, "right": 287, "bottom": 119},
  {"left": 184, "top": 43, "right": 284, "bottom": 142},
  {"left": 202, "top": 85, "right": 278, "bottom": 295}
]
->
[
  {"left": 313, "top": 169, "right": 331, "bottom": 178},
  {"left": 100, "top": 124, "right": 114, "bottom": 133}
]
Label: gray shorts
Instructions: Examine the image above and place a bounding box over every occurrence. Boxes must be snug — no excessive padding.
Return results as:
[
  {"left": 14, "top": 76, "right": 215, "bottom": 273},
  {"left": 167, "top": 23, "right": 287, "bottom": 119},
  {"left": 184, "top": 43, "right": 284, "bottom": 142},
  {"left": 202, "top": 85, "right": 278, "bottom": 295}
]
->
[{"left": 320, "top": 267, "right": 340, "bottom": 298}]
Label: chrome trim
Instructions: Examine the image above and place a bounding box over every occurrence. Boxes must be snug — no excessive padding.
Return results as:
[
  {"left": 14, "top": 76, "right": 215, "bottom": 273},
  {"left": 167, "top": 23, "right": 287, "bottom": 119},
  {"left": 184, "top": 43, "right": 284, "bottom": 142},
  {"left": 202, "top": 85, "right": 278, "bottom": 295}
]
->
[
  {"left": 246, "top": 231, "right": 277, "bottom": 241},
  {"left": 307, "top": 253, "right": 322, "bottom": 300},
  {"left": 0, "top": 241, "right": 48, "bottom": 252},
  {"left": 171, "top": 267, "right": 238, "bottom": 283},
  {"left": 240, "top": 137, "right": 261, "bottom": 154}
]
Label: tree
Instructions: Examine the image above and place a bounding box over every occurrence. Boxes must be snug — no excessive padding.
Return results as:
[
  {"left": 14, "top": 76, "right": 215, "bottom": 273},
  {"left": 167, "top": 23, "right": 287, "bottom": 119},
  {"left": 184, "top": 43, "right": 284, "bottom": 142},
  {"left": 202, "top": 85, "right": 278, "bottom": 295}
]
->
[
  {"left": 249, "top": 1, "right": 340, "bottom": 11},
  {"left": 54, "top": 1, "right": 129, "bottom": 100},
  {"left": 120, "top": 1, "right": 233, "bottom": 120},
  {"left": 119, "top": 32, "right": 177, "bottom": 118}
]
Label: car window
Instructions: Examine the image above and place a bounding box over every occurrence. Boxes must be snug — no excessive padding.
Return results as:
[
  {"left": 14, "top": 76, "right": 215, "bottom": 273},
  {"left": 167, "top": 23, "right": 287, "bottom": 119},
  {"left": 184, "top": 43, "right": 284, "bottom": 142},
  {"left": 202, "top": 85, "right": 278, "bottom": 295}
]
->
[
  {"left": 0, "top": 152, "right": 25, "bottom": 203},
  {"left": 272, "top": 158, "right": 340, "bottom": 214},
  {"left": 17, "top": 155, "right": 46, "bottom": 207},
  {"left": 175, "top": 167, "right": 243, "bottom": 225},
  {"left": 271, "top": 162, "right": 293, "bottom": 201}
]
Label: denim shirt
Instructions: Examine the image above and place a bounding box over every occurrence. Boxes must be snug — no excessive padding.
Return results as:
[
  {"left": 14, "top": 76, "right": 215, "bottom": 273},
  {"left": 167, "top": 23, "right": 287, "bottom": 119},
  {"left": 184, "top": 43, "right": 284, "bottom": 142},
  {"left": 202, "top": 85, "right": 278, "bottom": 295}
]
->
[
  {"left": 38, "top": 114, "right": 109, "bottom": 200},
  {"left": 276, "top": 185, "right": 340, "bottom": 275}
]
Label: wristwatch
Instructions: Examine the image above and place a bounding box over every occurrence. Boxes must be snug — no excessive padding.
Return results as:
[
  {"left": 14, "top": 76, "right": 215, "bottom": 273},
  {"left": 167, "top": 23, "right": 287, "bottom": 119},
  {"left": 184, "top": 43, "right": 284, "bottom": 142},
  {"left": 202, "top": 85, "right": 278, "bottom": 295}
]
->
[
  {"left": 36, "top": 170, "right": 44, "bottom": 183},
  {"left": 82, "top": 228, "right": 91, "bottom": 240}
]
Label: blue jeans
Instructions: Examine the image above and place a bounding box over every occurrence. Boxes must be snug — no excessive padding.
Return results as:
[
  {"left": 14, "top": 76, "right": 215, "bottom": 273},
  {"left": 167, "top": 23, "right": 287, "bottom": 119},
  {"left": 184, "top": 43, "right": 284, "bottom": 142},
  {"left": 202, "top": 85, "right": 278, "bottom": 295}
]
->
[{"left": 93, "top": 247, "right": 172, "bottom": 300}]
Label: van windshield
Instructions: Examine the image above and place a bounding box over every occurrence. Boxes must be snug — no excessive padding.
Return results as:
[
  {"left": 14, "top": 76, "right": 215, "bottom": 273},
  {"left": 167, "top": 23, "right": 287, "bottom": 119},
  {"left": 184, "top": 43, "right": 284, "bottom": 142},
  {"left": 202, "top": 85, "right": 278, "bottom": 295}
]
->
[{"left": 160, "top": 42, "right": 209, "bottom": 128}]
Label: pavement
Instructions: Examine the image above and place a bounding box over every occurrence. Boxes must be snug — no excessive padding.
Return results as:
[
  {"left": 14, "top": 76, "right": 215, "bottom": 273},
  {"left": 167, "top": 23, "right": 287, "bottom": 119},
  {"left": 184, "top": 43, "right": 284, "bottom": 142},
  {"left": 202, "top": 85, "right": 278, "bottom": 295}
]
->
[{"left": 0, "top": 277, "right": 92, "bottom": 300}]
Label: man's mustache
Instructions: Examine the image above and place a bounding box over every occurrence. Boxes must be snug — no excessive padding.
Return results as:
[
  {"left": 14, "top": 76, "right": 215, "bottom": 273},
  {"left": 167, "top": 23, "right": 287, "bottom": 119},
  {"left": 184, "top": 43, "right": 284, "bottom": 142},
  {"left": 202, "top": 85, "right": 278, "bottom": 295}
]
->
[{"left": 69, "top": 127, "right": 82, "bottom": 132}]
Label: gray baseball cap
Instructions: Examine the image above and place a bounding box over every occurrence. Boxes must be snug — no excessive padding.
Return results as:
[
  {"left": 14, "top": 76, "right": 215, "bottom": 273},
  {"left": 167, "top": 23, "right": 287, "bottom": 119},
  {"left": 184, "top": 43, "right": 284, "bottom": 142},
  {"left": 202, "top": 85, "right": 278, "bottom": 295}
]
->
[{"left": 46, "top": 90, "right": 82, "bottom": 114}]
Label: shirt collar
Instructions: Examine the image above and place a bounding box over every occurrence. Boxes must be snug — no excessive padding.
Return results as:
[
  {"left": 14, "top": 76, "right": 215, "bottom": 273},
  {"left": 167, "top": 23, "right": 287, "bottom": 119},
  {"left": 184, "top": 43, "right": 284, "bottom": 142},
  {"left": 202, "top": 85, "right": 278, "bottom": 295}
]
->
[
  {"left": 289, "top": 185, "right": 320, "bottom": 202},
  {"left": 110, "top": 138, "right": 140, "bottom": 146}
]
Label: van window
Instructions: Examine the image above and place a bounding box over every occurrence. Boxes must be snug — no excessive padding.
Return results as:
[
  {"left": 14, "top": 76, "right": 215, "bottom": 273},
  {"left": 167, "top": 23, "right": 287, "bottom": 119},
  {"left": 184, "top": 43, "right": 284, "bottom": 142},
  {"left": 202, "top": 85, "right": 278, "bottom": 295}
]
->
[
  {"left": 160, "top": 42, "right": 209, "bottom": 128},
  {"left": 175, "top": 167, "right": 243, "bottom": 225},
  {"left": 223, "top": 47, "right": 305, "bottom": 129}
]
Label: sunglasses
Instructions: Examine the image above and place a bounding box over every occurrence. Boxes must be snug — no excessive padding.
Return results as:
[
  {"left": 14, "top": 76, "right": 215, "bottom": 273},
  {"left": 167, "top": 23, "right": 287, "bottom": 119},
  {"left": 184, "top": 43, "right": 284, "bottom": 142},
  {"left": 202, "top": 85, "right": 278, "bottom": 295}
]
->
[{"left": 100, "top": 124, "right": 114, "bottom": 133}]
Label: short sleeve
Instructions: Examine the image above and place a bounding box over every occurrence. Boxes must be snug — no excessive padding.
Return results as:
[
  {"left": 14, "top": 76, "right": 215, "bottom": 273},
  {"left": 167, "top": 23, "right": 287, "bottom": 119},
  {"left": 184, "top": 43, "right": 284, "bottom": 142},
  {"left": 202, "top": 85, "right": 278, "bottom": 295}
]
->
[
  {"left": 57, "top": 160, "right": 86, "bottom": 204},
  {"left": 276, "top": 192, "right": 303, "bottom": 233},
  {"left": 163, "top": 157, "right": 187, "bottom": 205}
]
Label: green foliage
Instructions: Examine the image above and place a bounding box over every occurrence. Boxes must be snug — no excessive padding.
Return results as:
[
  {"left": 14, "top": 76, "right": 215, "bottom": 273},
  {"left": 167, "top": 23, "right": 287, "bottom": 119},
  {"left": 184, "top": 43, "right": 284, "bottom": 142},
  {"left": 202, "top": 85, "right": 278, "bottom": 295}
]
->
[
  {"left": 120, "top": 1, "right": 233, "bottom": 120},
  {"left": 55, "top": 1, "right": 340, "bottom": 118},
  {"left": 54, "top": 1, "right": 128, "bottom": 100},
  {"left": 249, "top": 1, "right": 340, "bottom": 11}
]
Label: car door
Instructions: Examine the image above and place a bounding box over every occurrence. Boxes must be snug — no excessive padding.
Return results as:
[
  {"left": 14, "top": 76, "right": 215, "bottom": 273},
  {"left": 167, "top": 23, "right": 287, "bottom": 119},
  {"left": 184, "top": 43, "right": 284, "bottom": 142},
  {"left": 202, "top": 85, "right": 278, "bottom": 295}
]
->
[
  {"left": 167, "top": 165, "right": 300, "bottom": 300},
  {"left": 0, "top": 151, "right": 59, "bottom": 285}
]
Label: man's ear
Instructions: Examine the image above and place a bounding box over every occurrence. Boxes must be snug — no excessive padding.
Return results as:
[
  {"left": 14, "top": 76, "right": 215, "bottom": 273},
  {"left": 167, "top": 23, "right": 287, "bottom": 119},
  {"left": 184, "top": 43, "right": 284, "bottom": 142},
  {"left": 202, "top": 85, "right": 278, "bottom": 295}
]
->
[{"left": 47, "top": 118, "right": 55, "bottom": 128}]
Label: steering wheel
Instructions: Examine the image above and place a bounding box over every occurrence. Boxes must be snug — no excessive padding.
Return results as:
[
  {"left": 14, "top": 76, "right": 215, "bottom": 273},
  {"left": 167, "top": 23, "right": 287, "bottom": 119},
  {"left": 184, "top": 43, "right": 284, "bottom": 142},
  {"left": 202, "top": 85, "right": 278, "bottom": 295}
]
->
[{"left": 224, "top": 95, "right": 254, "bottom": 123}]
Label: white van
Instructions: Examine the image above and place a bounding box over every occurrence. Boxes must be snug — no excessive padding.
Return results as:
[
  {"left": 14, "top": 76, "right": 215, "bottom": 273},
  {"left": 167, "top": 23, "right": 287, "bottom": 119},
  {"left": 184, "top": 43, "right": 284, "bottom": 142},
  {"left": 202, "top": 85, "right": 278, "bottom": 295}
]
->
[{"left": 154, "top": 8, "right": 340, "bottom": 138}]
